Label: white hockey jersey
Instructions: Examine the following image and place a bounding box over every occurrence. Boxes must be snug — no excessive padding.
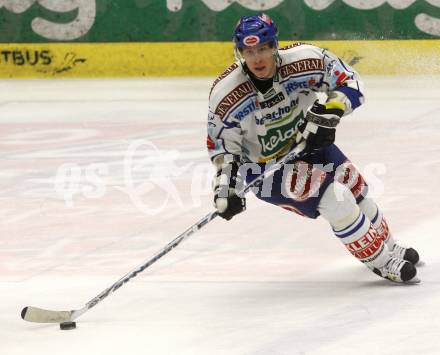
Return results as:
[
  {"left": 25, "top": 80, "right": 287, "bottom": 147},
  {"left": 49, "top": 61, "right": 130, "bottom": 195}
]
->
[{"left": 207, "top": 43, "right": 364, "bottom": 163}]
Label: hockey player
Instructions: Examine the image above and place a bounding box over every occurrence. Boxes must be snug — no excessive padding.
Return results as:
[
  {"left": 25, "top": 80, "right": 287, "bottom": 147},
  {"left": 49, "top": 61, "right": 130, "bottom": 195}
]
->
[{"left": 207, "top": 14, "right": 420, "bottom": 283}]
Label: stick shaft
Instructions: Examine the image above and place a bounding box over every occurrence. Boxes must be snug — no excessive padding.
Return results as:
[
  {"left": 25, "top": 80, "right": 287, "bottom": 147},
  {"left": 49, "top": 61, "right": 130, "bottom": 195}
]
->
[
  {"left": 22, "top": 141, "right": 306, "bottom": 324},
  {"left": 84, "top": 210, "right": 219, "bottom": 311},
  {"left": 83, "top": 141, "right": 305, "bottom": 313}
]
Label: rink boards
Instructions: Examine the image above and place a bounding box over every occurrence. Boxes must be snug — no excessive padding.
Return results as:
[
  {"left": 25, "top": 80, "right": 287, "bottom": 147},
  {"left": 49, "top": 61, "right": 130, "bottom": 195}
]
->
[{"left": 0, "top": 40, "right": 439, "bottom": 78}]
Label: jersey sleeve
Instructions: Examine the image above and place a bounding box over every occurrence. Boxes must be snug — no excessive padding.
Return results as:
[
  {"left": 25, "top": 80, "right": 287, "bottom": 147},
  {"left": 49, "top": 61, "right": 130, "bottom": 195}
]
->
[
  {"left": 320, "top": 48, "right": 365, "bottom": 112},
  {"left": 207, "top": 106, "right": 243, "bottom": 162},
  {"left": 207, "top": 66, "right": 249, "bottom": 162}
]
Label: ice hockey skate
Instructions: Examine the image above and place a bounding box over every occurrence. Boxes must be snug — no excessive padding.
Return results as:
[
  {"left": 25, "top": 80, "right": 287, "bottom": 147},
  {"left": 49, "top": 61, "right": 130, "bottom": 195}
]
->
[
  {"left": 373, "top": 257, "right": 420, "bottom": 284},
  {"left": 391, "top": 243, "right": 421, "bottom": 266}
]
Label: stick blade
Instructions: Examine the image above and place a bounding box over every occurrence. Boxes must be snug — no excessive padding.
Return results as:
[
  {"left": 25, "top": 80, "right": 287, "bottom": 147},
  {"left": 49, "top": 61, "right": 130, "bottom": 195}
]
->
[{"left": 21, "top": 306, "right": 73, "bottom": 323}]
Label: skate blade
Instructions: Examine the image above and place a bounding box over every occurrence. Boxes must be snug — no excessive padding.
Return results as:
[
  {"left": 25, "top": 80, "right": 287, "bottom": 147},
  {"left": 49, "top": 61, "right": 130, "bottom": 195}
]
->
[
  {"left": 404, "top": 276, "right": 421, "bottom": 284},
  {"left": 385, "top": 276, "right": 421, "bottom": 285}
]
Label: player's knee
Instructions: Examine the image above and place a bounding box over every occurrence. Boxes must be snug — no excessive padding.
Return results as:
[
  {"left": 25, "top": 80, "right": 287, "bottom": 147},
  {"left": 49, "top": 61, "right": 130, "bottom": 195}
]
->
[
  {"left": 335, "top": 160, "right": 368, "bottom": 201},
  {"left": 318, "top": 182, "right": 359, "bottom": 230},
  {"left": 358, "top": 197, "right": 378, "bottom": 220}
]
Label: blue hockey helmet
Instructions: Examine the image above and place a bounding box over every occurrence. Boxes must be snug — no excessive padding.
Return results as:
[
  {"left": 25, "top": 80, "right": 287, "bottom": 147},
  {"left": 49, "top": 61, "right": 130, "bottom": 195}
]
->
[{"left": 233, "top": 14, "right": 278, "bottom": 49}]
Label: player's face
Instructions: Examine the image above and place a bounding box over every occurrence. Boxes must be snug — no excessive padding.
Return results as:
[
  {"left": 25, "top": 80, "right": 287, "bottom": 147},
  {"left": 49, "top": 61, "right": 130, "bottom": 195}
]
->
[{"left": 241, "top": 43, "right": 276, "bottom": 79}]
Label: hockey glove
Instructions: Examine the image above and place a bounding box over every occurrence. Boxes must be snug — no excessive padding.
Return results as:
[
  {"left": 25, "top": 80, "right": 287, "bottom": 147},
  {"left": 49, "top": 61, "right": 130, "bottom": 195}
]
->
[
  {"left": 297, "top": 100, "right": 345, "bottom": 151},
  {"left": 213, "top": 154, "right": 246, "bottom": 221}
]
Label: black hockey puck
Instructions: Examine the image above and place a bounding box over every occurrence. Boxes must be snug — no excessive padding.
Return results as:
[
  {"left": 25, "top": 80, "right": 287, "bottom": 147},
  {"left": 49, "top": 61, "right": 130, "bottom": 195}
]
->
[
  {"left": 21, "top": 307, "right": 28, "bottom": 320},
  {"left": 60, "top": 321, "right": 76, "bottom": 330}
]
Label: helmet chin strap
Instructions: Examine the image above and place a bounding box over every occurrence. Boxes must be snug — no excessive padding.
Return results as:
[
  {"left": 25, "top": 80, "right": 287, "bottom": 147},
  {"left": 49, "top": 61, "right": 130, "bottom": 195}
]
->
[
  {"left": 234, "top": 47, "right": 246, "bottom": 67},
  {"left": 274, "top": 44, "right": 281, "bottom": 67}
]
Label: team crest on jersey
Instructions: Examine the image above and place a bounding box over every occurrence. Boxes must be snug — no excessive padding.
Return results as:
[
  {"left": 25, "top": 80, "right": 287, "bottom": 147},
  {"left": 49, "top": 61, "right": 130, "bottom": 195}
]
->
[{"left": 243, "top": 35, "right": 260, "bottom": 47}]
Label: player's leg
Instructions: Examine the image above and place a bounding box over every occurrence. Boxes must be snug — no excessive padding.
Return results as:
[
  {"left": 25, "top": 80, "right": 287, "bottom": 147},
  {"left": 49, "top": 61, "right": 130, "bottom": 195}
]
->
[
  {"left": 326, "top": 145, "right": 420, "bottom": 265},
  {"left": 317, "top": 181, "right": 418, "bottom": 282},
  {"left": 244, "top": 159, "right": 418, "bottom": 282},
  {"left": 242, "top": 159, "right": 334, "bottom": 219},
  {"left": 358, "top": 197, "right": 420, "bottom": 264}
]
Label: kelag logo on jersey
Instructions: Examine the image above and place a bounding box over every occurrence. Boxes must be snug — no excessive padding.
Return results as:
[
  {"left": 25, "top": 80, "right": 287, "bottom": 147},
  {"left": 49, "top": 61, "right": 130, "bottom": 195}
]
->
[{"left": 258, "top": 111, "right": 304, "bottom": 157}]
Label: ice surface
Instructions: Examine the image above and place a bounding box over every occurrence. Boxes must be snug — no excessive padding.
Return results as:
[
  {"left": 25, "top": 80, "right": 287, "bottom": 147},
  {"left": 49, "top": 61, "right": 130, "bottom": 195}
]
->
[{"left": 0, "top": 76, "right": 439, "bottom": 355}]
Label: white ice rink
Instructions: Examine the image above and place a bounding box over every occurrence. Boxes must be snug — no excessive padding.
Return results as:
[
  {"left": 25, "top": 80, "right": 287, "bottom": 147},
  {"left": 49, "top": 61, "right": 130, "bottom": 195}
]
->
[{"left": 1, "top": 76, "right": 439, "bottom": 355}]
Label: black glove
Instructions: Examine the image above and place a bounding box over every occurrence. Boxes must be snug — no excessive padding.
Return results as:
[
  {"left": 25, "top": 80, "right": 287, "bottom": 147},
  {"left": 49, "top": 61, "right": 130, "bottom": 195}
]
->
[
  {"left": 297, "top": 100, "right": 345, "bottom": 151},
  {"left": 213, "top": 155, "right": 246, "bottom": 221}
]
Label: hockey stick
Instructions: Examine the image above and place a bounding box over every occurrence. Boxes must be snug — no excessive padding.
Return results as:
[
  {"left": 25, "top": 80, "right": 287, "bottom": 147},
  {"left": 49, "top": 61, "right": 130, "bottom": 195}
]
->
[{"left": 21, "top": 140, "right": 306, "bottom": 324}]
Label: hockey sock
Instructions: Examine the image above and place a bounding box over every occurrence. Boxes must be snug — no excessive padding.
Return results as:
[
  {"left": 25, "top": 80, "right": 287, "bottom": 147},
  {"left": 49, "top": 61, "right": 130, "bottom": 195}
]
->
[
  {"left": 358, "top": 198, "right": 395, "bottom": 249},
  {"left": 333, "top": 212, "right": 390, "bottom": 269},
  {"left": 318, "top": 183, "right": 390, "bottom": 269}
]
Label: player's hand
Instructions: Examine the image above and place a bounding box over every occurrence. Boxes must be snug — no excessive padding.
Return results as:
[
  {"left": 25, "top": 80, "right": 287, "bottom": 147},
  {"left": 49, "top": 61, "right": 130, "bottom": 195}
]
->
[
  {"left": 213, "top": 155, "right": 246, "bottom": 221},
  {"left": 297, "top": 100, "right": 345, "bottom": 151}
]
